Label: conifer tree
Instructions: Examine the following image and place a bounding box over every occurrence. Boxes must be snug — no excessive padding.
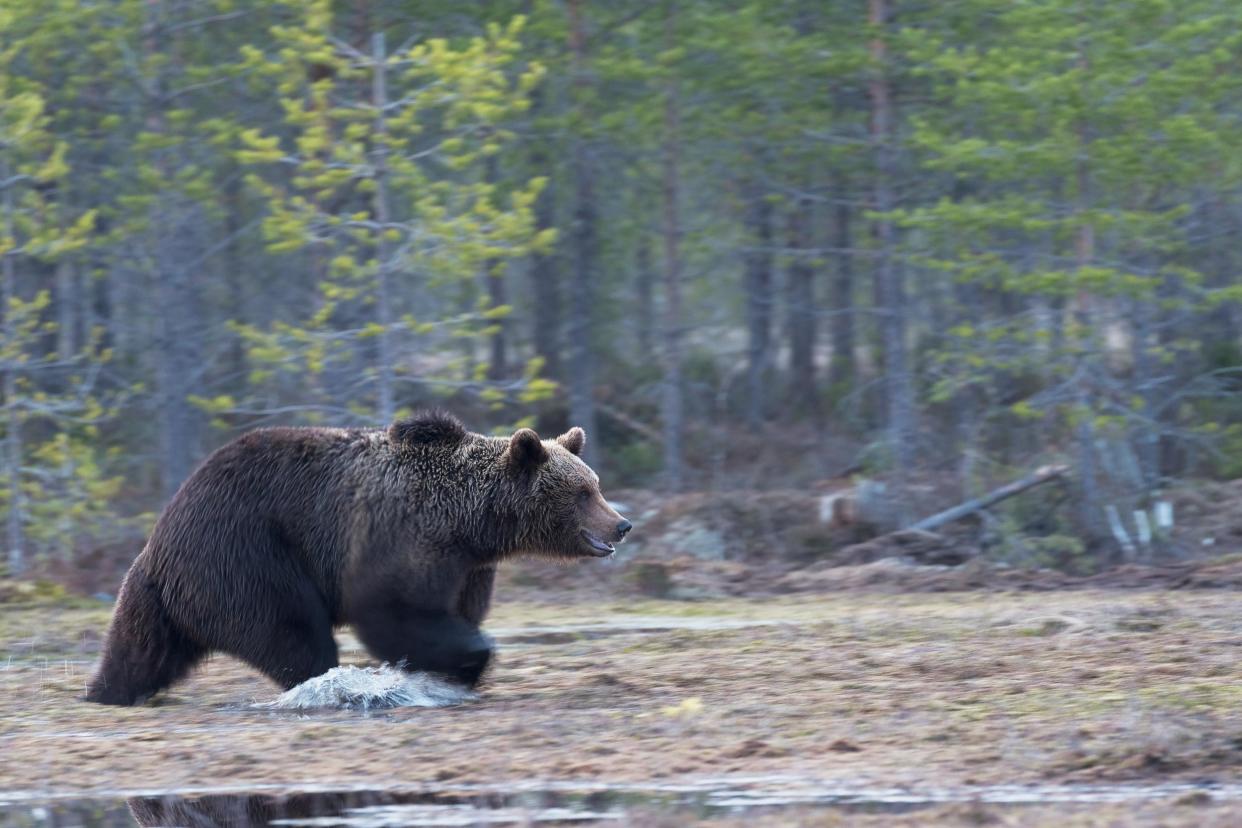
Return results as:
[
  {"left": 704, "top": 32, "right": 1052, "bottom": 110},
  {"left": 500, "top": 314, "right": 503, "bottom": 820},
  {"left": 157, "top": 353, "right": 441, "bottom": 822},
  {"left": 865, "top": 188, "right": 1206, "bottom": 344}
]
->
[{"left": 235, "top": 5, "right": 552, "bottom": 424}]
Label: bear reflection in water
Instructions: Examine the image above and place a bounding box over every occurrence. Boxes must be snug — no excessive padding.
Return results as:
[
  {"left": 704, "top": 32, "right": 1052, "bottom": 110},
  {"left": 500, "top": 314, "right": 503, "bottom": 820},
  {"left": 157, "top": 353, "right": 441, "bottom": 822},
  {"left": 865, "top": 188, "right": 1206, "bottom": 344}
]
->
[
  {"left": 126, "top": 790, "right": 628, "bottom": 827},
  {"left": 127, "top": 791, "right": 412, "bottom": 827}
]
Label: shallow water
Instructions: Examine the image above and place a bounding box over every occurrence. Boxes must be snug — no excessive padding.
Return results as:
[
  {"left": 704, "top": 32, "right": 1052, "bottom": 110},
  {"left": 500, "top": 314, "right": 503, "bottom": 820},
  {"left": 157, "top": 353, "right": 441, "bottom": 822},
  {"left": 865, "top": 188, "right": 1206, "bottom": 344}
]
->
[
  {"left": 3, "top": 776, "right": 1240, "bottom": 826},
  {"left": 257, "top": 665, "right": 477, "bottom": 711}
]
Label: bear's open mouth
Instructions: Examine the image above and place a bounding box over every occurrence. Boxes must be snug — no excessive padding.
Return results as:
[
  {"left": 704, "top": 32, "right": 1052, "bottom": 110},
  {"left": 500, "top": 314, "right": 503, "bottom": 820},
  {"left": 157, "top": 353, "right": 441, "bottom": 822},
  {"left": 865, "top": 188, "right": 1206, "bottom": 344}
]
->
[{"left": 579, "top": 529, "right": 615, "bottom": 557}]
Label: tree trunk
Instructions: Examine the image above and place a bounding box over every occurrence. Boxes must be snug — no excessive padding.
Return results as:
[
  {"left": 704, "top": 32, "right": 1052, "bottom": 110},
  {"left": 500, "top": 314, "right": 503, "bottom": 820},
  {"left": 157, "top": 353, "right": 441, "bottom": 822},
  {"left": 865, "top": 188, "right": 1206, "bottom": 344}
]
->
[
  {"left": 635, "top": 237, "right": 655, "bottom": 362},
  {"left": 953, "top": 276, "right": 983, "bottom": 496},
  {"left": 371, "top": 30, "right": 396, "bottom": 423},
  {"left": 828, "top": 179, "right": 855, "bottom": 386},
  {"left": 160, "top": 362, "right": 199, "bottom": 501},
  {"left": 90, "top": 254, "right": 111, "bottom": 357},
  {"left": 1130, "top": 293, "right": 1159, "bottom": 490},
  {"left": 1072, "top": 43, "right": 1106, "bottom": 548},
  {"left": 566, "top": 0, "right": 599, "bottom": 466},
  {"left": 1198, "top": 196, "right": 1240, "bottom": 364},
  {"left": 660, "top": 4, "right": 685, "bottom": 491},
  {"left": 223, "top": 171, "right": 248, "bottom": 385},
  {"left": 527, "top": 87, "right": 561, "bottom": 382},
  {"left": 3, "top": 306, "right": 20, "bottom": 578},
  {"left": 484, "top": 156, "right": 508, "bottom": 382},
  {"left": 146, "top": 1, "right": 176, "bottom": 498},
  {"left": 106, "top": 264, "right": 132, "bottom": 360},
  {"left": 744, "top": 184, "right": 773, "bottom": 426},
  {"left": 486, "top": 259, "right": 509, "bottom": 382},
  {"left": 869, "top": 0, "right": 914, "bottom": 520},
  {"left": 145, "top": 0, "right": 201, "bottom": 501},
  {"left": 2, "top": 160, "right": 24, "bottom": 575},
  {"left": 154, "top": 218, "right": 200, "bottom": 501},
  {"left": 55, "top": 258, "right": 76, "bottom": 359},
  {"left": 786, "top": 197, "right": 816, "bottom": 413}
]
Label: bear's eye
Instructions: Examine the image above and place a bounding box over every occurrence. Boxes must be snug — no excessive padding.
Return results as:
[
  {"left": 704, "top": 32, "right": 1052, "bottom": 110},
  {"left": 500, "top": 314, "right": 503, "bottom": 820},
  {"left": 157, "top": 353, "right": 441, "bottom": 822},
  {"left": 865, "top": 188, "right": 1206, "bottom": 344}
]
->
[{"left": 576, "top": 488, "right": 592, "bottom": 503}]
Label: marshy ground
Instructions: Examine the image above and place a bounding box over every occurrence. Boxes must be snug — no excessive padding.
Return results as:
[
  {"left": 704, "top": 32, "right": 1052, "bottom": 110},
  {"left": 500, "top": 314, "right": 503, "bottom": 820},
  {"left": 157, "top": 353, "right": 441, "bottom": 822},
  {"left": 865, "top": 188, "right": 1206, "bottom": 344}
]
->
[{"left": 2, "top": 589, "right": 1241, "bottom": 825}]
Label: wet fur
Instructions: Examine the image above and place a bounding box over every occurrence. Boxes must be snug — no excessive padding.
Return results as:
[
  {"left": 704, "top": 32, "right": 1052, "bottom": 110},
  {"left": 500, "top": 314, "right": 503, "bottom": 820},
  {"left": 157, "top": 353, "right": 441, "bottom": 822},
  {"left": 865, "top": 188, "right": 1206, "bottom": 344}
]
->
[{"left": 86, "top": 413, "right": 623, "bottom": 705}]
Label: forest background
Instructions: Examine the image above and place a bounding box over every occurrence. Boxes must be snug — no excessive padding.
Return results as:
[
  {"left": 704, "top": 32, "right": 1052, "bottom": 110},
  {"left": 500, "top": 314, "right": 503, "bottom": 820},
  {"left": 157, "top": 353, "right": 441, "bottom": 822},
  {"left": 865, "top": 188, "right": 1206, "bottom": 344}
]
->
[{"left": 3, "top": 0, "right": 1242, "bottom": 584}]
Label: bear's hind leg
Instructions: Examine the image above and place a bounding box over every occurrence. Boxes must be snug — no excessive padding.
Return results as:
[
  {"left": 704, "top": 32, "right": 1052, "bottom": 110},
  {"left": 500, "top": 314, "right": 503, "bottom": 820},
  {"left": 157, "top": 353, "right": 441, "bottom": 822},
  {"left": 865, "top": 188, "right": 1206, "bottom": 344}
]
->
[
  {"left": 86, "top": 562, "right": 205, "bottom": 706},
  {"left": 252, "top": 623, "right": 339, "bottom": 691},
  {"left": 238, "top": 579, "right": 339, "bottom": 690}
]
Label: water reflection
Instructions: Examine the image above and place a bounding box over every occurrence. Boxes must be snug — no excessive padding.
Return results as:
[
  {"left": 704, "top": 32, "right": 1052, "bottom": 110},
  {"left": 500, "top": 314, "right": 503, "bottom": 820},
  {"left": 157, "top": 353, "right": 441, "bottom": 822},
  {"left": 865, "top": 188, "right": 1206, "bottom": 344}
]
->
[
  {"left": 2, "top": 778, "right": 1239, "bottom": 827},
  {"left": 125, "top": 789, "right": 627, "bottom": 826},
  {"left": 127, "top": 790, "right": 419, "bottom": 826}
]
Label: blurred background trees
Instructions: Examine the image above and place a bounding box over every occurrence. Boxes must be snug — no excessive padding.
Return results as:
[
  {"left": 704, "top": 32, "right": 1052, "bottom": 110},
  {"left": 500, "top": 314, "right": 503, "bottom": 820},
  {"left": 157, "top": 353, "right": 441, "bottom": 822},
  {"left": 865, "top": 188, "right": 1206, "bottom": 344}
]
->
[{"left": 1, "top": 0, "right": 1241, "bottom": 575}]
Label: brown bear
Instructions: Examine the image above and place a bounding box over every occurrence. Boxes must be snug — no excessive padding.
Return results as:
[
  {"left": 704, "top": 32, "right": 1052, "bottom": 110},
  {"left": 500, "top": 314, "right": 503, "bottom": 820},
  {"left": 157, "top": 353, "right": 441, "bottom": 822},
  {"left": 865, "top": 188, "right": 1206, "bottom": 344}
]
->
[{"left": 85, "top": 411, "right": 631, "bottom": 705}]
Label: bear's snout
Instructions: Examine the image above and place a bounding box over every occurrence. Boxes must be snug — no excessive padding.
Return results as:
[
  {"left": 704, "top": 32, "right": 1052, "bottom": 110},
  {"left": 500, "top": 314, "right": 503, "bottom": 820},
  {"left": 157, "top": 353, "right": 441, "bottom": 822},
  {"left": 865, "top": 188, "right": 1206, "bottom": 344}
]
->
[{"left": 577, "top": 493, "right": 631, "bottom": 557}]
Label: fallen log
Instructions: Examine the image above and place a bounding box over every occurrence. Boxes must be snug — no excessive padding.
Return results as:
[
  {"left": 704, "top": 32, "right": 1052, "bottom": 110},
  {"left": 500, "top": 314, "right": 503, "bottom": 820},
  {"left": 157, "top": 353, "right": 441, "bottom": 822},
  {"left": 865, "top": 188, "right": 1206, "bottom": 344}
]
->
[{"left": 905, "top": 464, "right": 1071, "bottom": 533}]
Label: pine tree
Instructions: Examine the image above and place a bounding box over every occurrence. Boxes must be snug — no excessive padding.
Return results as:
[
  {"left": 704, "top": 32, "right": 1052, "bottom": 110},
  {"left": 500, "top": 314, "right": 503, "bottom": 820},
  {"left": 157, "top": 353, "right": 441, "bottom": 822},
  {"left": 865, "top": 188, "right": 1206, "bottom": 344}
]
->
[
  {"left": 0, "top": 8, "right": 100, "bottom": 572},
  {"left": 898, "top": 0, "right": 1242, "bottom": 550}
]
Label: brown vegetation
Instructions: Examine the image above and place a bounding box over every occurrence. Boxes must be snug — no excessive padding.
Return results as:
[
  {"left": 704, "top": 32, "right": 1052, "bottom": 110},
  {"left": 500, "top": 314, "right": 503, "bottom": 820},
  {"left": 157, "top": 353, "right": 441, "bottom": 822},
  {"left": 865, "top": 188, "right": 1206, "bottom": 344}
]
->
[{"left": 2, "top": 588, "right": 1241, "bottom": 815}]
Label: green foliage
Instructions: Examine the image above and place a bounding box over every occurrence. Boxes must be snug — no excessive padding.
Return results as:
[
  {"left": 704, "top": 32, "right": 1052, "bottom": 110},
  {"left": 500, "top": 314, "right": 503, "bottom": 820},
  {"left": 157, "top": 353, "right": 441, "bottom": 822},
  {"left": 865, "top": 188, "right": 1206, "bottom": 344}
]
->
[
  {"left": 0, "top": 40, "right": 94, "bottom": 261},
  {"left": 19, "top": 432, "right": 144, "bottom": 560},
  {"left": 896, "top": 0, "right": 1242, "bottom": 537},
  {"left": 2, "top": 0, "right": 1242, "bottom": 575},
  {"left": 608, "top": 439, "right": 663, "bottom": 489},
  {"left": 0, "top": 4, "right": 115, "bottom": 572},
  {"left": 234, "top": 6, "right": 552, "bottom": 420},
  {"left": 1207, "top": 423, "right": 1242, "bottom": 480}
]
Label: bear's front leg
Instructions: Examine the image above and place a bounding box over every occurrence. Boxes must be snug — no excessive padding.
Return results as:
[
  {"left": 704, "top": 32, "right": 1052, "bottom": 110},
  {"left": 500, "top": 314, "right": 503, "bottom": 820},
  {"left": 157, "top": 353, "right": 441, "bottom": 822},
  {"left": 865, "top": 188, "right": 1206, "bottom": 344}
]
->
[
  {"left": 347, "top": 568, "right": 494, "bottom": 688},
  {"left": 403, "top": 613, "right": 493, "bottom": 687},
  {"left": 355, "top": 608, "right": 493, "bottom": 688},
  {"left": 458, "top": 566, "right": 496, "bottom": 626}
]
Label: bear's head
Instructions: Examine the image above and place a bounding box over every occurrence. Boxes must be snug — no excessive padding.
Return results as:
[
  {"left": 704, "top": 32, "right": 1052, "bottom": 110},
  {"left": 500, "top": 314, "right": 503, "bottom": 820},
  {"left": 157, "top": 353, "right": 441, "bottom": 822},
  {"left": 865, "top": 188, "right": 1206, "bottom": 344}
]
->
[
  {"left": 501, "top": 425, "right": 633, "bottom": 560},
  {"left": 389, "top": 411, "right": 633, "bottom": 560}
]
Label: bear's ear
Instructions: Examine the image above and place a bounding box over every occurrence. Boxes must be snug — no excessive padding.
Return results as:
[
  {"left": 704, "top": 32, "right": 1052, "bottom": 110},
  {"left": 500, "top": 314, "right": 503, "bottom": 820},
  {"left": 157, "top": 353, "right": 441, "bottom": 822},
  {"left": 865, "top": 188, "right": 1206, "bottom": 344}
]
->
[
  {"left": 504, "top": 427, "right": 548, "bottom": 471},
  {"left": 389, "top": 410, "right": 467, "bottom": 448},
  {"left": 556, "top": 427, "right": 586, "bottom": 457}
]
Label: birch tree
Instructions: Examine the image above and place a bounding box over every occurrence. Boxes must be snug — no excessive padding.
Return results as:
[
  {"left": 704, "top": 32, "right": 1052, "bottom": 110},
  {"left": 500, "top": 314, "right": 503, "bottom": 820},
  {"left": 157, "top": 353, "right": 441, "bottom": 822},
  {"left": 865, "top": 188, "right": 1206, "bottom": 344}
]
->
[{"left": 236, "top": 5, "right": 552, "bottom": 424}]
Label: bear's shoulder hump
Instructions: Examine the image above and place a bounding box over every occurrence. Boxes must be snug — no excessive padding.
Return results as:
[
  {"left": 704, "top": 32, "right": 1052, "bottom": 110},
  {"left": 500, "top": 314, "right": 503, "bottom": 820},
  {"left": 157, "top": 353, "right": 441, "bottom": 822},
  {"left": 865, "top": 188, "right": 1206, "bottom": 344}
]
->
[{"left": 388, "top": 410, "right": 469, "bottom": 448}]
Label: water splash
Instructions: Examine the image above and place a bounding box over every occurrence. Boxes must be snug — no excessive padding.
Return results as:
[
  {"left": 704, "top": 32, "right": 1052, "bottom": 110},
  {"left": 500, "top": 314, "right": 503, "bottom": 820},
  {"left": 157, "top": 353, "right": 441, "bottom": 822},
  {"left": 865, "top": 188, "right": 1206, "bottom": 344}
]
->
[{"left": 255, "top": 665, "right": 477, "bottom": 712}]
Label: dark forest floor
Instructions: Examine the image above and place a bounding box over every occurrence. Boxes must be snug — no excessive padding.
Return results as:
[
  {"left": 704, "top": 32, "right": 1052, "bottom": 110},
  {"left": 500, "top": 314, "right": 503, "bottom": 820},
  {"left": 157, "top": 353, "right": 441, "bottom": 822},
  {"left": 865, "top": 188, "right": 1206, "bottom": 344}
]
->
[{"left": 2, "top": 589, "right": 1242, "bottom": 824}]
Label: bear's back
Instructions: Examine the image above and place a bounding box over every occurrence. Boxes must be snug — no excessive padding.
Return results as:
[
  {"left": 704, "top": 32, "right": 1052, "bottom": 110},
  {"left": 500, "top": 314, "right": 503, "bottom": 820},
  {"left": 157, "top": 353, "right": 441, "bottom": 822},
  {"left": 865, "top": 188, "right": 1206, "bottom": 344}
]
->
[{"left": 143, "top": 426, "right": 388, "bottom": 622}]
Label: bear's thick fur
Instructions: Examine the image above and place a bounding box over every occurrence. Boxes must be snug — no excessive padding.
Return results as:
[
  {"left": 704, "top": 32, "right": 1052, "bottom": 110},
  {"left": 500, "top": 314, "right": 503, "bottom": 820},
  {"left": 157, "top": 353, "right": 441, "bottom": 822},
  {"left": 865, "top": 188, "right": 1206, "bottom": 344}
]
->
[{"left": 85, "top": 411, "right": 630, "bottom": 705}]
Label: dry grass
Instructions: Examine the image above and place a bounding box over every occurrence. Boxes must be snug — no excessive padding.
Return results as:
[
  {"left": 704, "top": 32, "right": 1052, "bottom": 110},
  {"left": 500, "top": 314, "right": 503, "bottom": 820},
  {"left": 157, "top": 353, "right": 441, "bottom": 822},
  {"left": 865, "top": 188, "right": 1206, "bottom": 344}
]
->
[{"left": 1, "top": 589, "right": 1241, "bottom": 822}]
